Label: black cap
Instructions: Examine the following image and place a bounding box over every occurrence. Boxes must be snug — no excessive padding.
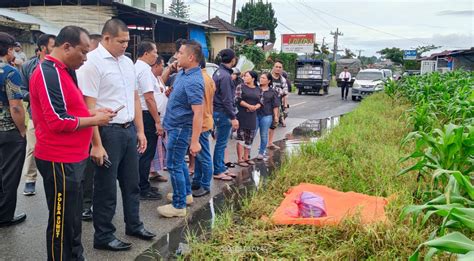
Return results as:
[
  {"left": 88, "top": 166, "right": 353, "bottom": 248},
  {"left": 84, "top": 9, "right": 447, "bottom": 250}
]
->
[{"left": 218, "top": 48, "right": 235, "bottom": 64}]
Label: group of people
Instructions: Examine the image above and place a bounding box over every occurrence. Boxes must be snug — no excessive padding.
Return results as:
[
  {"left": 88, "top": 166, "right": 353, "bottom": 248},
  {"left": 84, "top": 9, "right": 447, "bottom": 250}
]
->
[{"left": 0, "top": 18, "right": 290, "bottom": 260}]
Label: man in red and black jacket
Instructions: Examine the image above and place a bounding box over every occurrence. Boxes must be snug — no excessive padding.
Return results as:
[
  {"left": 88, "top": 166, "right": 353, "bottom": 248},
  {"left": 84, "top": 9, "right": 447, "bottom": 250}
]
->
[{"left": 29, "top": 26, "right": 115, "bottom": 261}]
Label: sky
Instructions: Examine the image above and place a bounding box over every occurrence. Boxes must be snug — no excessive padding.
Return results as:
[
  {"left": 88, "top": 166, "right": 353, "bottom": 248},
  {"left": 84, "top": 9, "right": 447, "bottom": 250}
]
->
[{"left": 165, "top": 0, "right": 474, "bottom": 57}]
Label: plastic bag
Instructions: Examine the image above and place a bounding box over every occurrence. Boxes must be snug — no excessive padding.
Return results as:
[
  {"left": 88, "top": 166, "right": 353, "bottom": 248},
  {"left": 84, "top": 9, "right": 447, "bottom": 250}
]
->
[{"left": 297, "top": 191, "right": 327, "bottom": 218}]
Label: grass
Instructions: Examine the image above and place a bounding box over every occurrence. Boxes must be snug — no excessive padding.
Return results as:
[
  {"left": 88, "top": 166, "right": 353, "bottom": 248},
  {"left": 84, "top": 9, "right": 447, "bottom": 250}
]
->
[{"left": 185, "top": 93, "right": 436, "bottom": 259}]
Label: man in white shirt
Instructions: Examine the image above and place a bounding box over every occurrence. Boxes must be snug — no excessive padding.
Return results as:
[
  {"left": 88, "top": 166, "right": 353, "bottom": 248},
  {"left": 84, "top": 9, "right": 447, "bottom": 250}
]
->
[
  {"left": 76, "top": 18, "right": 155, "bottom": 252},
  {"left": 135, "top": 40, "right": 164, "bottom": 200},
  {"left": 339, "top": 66, "right": 351, "bottom": 100}
]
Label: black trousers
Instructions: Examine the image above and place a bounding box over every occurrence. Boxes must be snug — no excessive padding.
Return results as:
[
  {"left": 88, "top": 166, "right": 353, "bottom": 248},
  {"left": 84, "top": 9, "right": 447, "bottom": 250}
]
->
[
  {"left": 82, "top": 158, "right": 94, "bottom": 211},
  {"left": 341, "top": 81, "right": 350, "bottom": 99},
  {"left": 36, "top": 158, "right": 87, "bottom": 261},
  {"left": 138, "top": 111, "right": 158, "bottom": 194},
  {"left": 93, "top": 124, "right": 143, "bottom": 244},
  {"left": 0, "top": 130, "right": 26, "bottom": 222}
]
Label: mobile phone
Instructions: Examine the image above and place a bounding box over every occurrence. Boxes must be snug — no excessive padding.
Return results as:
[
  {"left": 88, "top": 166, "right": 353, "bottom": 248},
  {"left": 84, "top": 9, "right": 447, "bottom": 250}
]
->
[{"left": 114, "top": 105, "right": 125, "bottom": 114}]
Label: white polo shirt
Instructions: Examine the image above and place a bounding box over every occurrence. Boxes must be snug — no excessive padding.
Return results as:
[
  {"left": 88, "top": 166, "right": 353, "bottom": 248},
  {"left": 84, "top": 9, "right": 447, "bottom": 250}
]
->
[
  {"left": 135, "top": 59, "right": 157, "bottom": 111},
  {"left": 77, "top": 43, "right": 137, "bottom": 124},
  {"left": 154, "top": 76, "right": 168, "bottom": 120}
]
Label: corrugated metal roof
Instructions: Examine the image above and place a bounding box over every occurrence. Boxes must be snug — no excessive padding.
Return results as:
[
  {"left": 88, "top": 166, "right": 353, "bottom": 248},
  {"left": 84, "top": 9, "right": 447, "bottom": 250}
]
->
[
  {"left": 0, "top": 8, "right": 61, "bottom": 35},
  {"left": 113, "top": 2, "right": 216, "bottom": 29}
]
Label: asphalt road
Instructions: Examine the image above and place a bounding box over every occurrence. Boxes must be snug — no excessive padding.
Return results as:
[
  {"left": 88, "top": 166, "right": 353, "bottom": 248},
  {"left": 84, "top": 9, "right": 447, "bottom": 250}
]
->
[{"left": 0, "top": 87, "right": 359, "bottom": 261}]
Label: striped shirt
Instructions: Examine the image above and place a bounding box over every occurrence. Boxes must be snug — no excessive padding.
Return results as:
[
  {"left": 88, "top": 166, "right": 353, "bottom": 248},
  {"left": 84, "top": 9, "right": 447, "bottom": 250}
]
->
[{"left": 29, "top": 55, "right": 92, "bottom": 163}]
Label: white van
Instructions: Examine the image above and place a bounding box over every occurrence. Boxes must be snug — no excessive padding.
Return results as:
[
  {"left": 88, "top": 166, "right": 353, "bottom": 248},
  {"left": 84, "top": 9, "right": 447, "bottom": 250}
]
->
[{"left": 351, "top": 69, "right": 385, "bottom": 101}]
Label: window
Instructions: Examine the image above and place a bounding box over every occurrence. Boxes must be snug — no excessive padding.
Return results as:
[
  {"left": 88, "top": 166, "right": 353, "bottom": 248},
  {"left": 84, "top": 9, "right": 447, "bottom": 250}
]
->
[
  {"left": 226, "top": 37, "right": 235, "bottom": 48},
  {"left": 150, "top": 3, "right": 157, "bottom": 12}
]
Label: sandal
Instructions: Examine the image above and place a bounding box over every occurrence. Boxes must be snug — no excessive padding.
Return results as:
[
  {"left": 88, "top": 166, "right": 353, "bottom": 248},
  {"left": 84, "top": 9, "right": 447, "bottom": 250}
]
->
[
  {"left": 213, "top": 173, "right": 233, "bottom": 181},
  {"left": 237, "top": 161, "right": 249, "bottom": 167},
  {"left": 225, "top": 171, "right": 237, "bottom": 178},
  {"left": 246, "top": 160, "right": 255, "bottom": 165},
  {"left": 225, "top": 162, "right": 236, "bottom": 168}
]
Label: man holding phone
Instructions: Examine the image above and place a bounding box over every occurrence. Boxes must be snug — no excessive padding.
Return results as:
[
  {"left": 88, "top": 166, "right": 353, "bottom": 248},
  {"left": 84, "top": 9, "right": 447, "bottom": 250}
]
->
[
  {"left": 29, "top": 26, "right": 116, "bottom": 261},
  {"left": 77, "top": 19, "right": 155, "bottom": 251}
]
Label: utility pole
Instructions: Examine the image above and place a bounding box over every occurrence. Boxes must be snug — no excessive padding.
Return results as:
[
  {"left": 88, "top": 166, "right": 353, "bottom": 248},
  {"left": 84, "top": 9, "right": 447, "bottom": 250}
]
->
[
  {"left": 231, "top": 0, "right": 237, "bottom": 25},
  {"left": 207, "top": 0, "right": 211, "bottom": 20},
  {"left": 356, "top": 49, "right": 364, "bottom": 58},
  {"left": 330, "top": 28, "right": 343, "bottom": 62}
]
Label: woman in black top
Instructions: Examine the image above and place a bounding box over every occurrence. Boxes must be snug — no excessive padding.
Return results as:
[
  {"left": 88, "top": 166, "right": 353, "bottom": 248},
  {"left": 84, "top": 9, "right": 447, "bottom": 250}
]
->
[
  {"left": 256, "top": 73, "right": 280, "bottom": 160},
  {"left": 235, "top": 71, "right": 262, "bottom": 167}
]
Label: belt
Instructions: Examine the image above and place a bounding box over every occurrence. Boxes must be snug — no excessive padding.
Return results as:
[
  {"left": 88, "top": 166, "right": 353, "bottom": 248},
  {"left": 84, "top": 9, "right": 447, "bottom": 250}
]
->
[{"left": 108, "top": 122, "right": 133, "bottom": 128}]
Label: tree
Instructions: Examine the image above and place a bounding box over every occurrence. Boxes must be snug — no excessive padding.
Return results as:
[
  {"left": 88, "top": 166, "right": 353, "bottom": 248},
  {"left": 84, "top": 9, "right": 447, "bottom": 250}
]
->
[
  {"left": 235, "top": 1, "right": 278, "bottom": 43},
  {"left": 168, "top": 0, "right": 189, "bottom": 19},
  {"left": 378, "top": 47, "right": 404, "bottom": 64},
  {"left": 416, "top": 44, "right": 441, "bottom": 58},
  {"left": 358, "top": 56, "right": 378, "bottom": 66},
  {"left": 342, "top": 48, "right": 356, "bottom": 59}
]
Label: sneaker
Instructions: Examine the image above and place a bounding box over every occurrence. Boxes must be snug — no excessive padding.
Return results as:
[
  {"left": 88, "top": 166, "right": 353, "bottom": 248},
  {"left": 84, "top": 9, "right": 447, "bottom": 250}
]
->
[
  {"left": 166, "top": 193, "right": 193, "bottom": 205},
  {"left": 23, "top": 182, "right": 36, "bottom": 196},
  {"left": 157, "top": 204, "right": 186, "bottom": 218},
  {"left": 140, "top": 190, "right": 163, "bottom": 200},
  {"left": 257, "top": 154, "right": 264, "bottom": 160}
]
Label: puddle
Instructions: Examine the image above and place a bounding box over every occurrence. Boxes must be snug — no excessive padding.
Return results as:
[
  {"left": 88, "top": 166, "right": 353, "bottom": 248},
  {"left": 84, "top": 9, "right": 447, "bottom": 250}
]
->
[{"left": 135, "top": 115, "right": 341, "bottom": 260}]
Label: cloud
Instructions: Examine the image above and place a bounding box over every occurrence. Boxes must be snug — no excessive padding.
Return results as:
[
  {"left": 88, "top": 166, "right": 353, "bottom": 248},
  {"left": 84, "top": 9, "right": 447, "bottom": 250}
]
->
[{"left": 436, "top": 10, "right": 474, "bottom": 16}]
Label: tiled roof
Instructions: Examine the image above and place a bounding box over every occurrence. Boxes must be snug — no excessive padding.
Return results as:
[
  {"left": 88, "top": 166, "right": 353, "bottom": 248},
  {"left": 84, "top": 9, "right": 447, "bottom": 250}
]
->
[{"left": 203, "top": 16, "right": 246, "bottom": 35}]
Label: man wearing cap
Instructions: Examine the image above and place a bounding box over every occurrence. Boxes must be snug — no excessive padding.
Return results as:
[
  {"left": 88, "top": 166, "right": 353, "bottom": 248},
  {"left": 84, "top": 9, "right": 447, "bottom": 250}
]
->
[{"left": 212, "top": 49, "right": 238, "bottom": 181}]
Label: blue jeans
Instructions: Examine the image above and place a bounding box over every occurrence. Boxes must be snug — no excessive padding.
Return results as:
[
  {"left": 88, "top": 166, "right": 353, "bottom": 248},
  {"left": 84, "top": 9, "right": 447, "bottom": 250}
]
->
[
  {"left": 192, "top": 131, "right": 212, "bottom": 191},
  {"left": 213, "top": 111, "right": 232, "bottom": 175},
  {"left": 257, "top": 115, "right": 273, "bottom": 155},
  {"left": 166, "top": 127, "right": 192, "bottom": 209}
]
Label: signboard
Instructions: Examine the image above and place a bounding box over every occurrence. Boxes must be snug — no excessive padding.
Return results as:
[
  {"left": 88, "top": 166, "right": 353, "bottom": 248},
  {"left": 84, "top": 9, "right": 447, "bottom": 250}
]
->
[
  {"left": 281, "top": 33, "right": 315, "bottom": 53},
  {"left": 404, "top": 50, "right": 417, "bottom": 60},
  {"left": 253, "top": 30, "right": 271, "bottom": 40}
]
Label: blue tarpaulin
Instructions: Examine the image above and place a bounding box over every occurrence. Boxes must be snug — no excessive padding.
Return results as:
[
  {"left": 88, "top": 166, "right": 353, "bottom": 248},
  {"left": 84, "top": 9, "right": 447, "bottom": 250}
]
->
[{"left": 189, "top": 27, "right": 209, "bottom": 60}]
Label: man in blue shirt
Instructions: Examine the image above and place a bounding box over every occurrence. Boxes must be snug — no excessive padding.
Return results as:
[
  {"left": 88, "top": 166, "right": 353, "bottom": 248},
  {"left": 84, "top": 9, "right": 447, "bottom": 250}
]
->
[
  {"left": 0, "top": 32, "right": 27, "bottom": 227},
  {"left": 157, "top": 40, "right": 204, "bottom": 218}
]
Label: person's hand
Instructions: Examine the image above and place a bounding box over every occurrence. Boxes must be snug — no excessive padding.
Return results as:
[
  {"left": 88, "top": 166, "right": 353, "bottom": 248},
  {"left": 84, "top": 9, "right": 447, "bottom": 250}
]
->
[
  {"left": 91, "top": 145, "right": 108, "bottom": 166},
  {"left": 189, "top": 141, "right": 201, "bottom": 156},
  {"left": 165, "top": 87, "right": 173, "bottom": 97},
  {"left": 137, "top": 132, "right": 147, "bottom": 153},
  {"left": 20, "top": 129, "right": 26, "bottom": 138},
  {"left": 231, "top": 119, "right": 239, "bottom": 130},
  {"left": 94, "top": 111, "right": 116, "bottom": 126},
  {"left": 170, "top": 60, "right": 178, "bottom": 72},
  {"left": 274, "top": 116, "right": 278, "bottom": 123},
  {"left": 155, "top": 122, "right": 164, "bottom": 136}
]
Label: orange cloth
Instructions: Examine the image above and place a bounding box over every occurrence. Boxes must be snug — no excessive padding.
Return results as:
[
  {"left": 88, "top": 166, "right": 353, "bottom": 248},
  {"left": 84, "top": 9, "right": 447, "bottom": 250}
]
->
[
  {"left": 271, "top": 183, "right": 388, "bottom": 226},
  {"left": 201, "top": 69, "right": 215, "bottom": 132}
]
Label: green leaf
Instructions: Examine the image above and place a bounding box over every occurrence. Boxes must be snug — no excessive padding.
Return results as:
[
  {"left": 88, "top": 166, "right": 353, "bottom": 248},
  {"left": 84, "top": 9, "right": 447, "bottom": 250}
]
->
[
  {"left": 422, "top": 232, "right": 474, "bottom": 254},
  {"left": 458, "top": 251, "right": 474, "bottom": 261}
]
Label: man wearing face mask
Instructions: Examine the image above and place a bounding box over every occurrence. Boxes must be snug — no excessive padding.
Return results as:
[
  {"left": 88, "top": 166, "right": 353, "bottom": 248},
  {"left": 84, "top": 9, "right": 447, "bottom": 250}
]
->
[
  {"left": 20, "top": 33, "right": 56, "bottom": 196},
  {"left": 0, "top": 32, "right": 27, "bottom": 228},
  {"left": 77, "top": 18, "right": 155, "bottom": 251},
  {"left": 29, "top": 25, "right": 115, "bottom": 261}
]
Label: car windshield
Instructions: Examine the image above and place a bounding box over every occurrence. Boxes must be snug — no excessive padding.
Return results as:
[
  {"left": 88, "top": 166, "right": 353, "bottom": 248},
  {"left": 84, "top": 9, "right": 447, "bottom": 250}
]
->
[{"left": 356, "top": 72, "right": 383, "bottom": 81}]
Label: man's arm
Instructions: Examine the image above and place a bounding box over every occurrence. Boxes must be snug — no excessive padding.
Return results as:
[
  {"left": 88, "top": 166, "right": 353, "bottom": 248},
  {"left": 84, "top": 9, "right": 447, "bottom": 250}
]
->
[
  {"left": 20, "top": 62, "right": 30, "bottom": 102},
  {"left": 189, "top": 104, "right": 203, "bottom": 156},
  {"left": 84, "top": 96, "right": 107, "bottom": 166},
  {"left": 9, "top": 99, "right": 26, "bottom": 136},
  {"left": 144, "top": 92, "right": 163, "bottom": 135},
  {"left": 134, "top": 90, "right": 147, "bottom": 153}
]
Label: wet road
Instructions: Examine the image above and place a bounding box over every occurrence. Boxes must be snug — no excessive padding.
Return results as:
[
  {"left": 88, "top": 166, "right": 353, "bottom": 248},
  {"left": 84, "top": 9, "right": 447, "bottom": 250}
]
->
[{"left": 0, "top": 87, "right": 359, "bottom": 261}]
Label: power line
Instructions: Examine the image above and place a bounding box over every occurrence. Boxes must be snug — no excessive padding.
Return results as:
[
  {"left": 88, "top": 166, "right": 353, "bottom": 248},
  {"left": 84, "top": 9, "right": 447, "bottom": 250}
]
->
[
  {"left": 300, "top": 0, "right": 430, "bottom": 46},
  {"left": 295, "top": 0, "right": 332, "bottom": 30}
]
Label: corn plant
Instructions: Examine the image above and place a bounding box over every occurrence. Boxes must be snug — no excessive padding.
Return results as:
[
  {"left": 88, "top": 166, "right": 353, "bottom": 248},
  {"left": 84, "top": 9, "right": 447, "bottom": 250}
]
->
[{"left": 391, "top": 71, "right": 474, "bottom": 260}]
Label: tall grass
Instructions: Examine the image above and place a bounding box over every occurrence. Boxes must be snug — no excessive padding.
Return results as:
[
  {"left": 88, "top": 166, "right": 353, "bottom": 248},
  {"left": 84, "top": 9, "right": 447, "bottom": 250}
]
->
[{"left": 186, "top": 93, "right": 433, "bottom": 259}]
